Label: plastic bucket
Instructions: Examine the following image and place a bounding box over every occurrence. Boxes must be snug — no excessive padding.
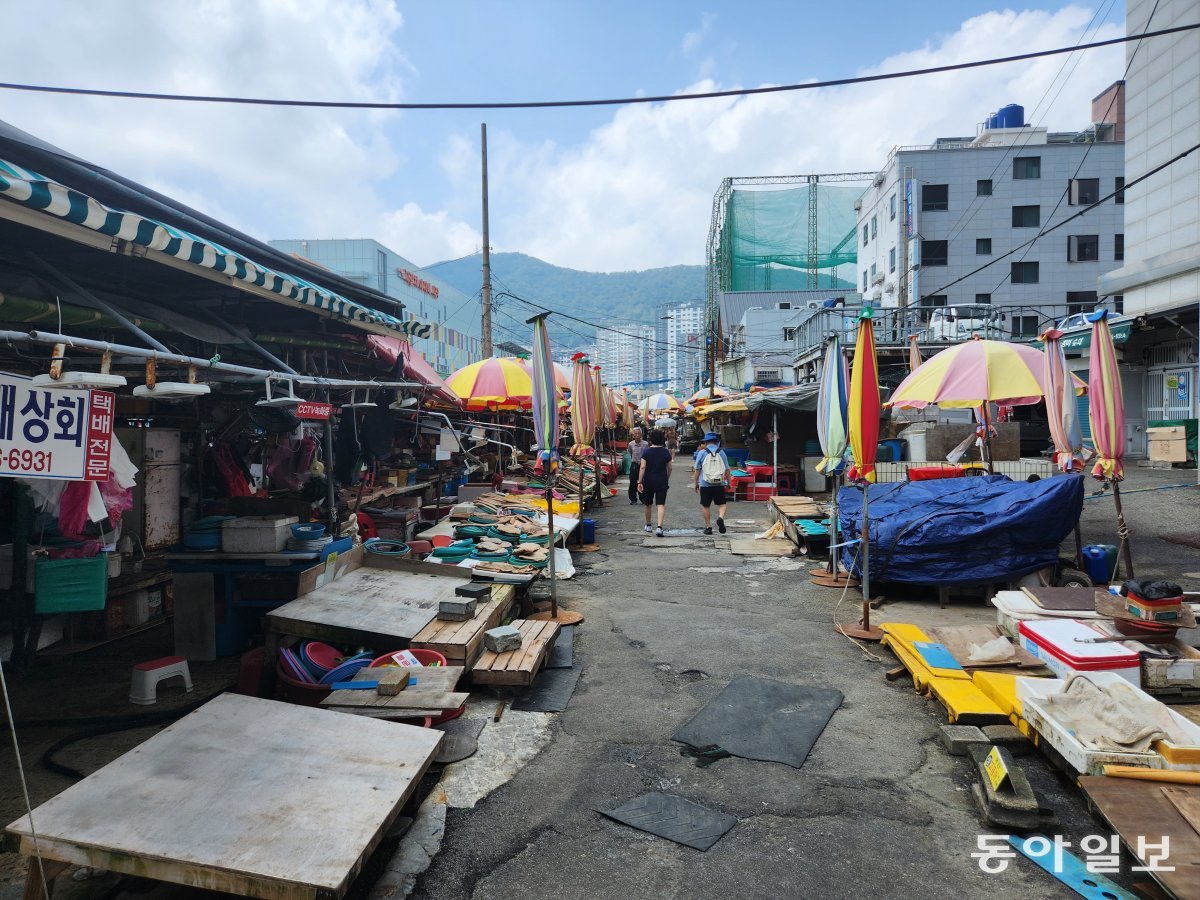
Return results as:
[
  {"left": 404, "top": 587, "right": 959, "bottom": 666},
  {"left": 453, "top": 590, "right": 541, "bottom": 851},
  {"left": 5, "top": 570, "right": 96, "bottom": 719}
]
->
[{"left": 581, "top": 518, "right": 596, "bottom": 543}]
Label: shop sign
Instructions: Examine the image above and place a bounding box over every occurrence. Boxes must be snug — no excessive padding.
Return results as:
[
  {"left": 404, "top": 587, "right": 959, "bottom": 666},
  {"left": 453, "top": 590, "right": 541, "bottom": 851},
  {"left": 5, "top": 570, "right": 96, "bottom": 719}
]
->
[
  {"left": 0, "top": 372, "right": 114, "bottom": 481},
  {"left": 1031, "top": 320, "right": 1132, "bottom": 353},
  {"left": 396, "top": 267, "right": 440, "bottom": 299},
  {"left": 296, "top": 401, "right": 333, "bottom": 420}
]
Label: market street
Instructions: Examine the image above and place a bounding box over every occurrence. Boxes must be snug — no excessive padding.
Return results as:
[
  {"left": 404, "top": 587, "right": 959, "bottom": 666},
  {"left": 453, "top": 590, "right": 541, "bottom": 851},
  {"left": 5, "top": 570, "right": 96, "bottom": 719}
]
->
[{"left": 411, "top": 464, "right": 1198, "bottom": 900}]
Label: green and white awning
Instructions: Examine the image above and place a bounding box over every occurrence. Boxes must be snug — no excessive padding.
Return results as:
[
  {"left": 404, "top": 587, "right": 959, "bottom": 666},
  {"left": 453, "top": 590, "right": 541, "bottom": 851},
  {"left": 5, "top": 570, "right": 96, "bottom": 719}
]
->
[{"left": 0, "top": 158, "right": 430, "bottom": 338}]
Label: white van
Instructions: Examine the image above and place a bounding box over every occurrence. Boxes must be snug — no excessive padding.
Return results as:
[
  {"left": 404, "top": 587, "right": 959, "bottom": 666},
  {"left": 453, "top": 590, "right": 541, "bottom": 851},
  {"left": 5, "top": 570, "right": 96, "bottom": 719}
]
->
[{"left": 925, "top": 305, "right": 1005, "bottom": 341}]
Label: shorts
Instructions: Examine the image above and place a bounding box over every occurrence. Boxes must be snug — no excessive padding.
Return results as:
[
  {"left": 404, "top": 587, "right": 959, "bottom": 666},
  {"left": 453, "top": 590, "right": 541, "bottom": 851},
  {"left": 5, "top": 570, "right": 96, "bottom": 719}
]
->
[
  {"left": 699, "top": 485, "right": 727, "bottom": 507},
  {"left": 640, "top": 484, "right": 668, "bottom": 506}
]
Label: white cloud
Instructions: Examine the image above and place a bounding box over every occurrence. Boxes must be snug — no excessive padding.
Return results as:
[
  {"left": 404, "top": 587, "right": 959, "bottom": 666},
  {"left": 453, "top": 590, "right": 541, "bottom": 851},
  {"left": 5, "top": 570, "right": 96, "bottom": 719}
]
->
[
  {"left": 378, "top": 202, "right": 481, "bottom": 265},
  {"left": 682, "top": 13, "right": 717, "bottom": 55}
]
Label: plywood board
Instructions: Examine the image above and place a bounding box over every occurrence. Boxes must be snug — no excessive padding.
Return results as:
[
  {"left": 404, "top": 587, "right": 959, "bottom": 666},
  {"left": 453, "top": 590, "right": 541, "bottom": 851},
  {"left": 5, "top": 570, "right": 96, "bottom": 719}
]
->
[
  {"left": 729, "top": 539, "right": 796, "bottom": 557},
  {"left": 4, "top": 694, "right": 440, "bottom": 899},
  {"left": 924, "top": 624, "right": 1047, "bottom": 671},
  {"left": 320, "top": 666, "right": 467, "bottom": 712},
  {"left": 1021, "top": 586, "right": 1104, "bottom": 610},
  {"left": 471, "top": 619, "right": 560, "bottom": 686},
  {"left": 1079, "top": 776, "right": 1200, "bottom": 899},
  {"left": 268, "top": 567, "right": 465, "bottom": 648},
  {"left": 410, "top": 584, "right": 514, "bottom": 666}
]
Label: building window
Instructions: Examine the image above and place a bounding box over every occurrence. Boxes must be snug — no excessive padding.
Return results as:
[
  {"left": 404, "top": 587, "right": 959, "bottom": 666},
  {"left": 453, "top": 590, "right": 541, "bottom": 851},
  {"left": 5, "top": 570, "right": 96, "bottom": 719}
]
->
[
  {"left": 862, "top": 270, "right": 868, "bottom": 291},
  {"left": 871, "top": 215, "right": 877, "bottom": 239},
  {"left": 1069, "top": 178, "right": 1100, "bottom": 205},
  {"left": 921, "top": 239, "right": 948, "bottom": 266},
  {"left": 1068, "top": 235, "right": 1100, "bottom": 262},
  {"left": 975, "top": 293, "right": 991, "bottom": 304},
  {"left": 918, "top": 294, "right": 947, "bottom": 322},
  {"left": 1115, "top": 177, "right": 1125, "bottom": 204},
  {"left": 921, "top": 184, "right": 948, "bottom": 211},
  {"left": 1011, "top": 261, "right": 1039, "bottom": 284},
  {"left": 977, "top": 179, "right": 992, "bottom": 196},
  {"left": 1011, "top": 315, "right": 1040, "bottom": 338},
  {"left": 784, "top": 327, "right": 796, "bottom": 342},
  {"left": 1115, "top": 233, "right": 1124, "bottom": 261},
  {"left": 1112, "top": 295, "right": 1124, "bottom": 313},
  {"left": 889, "top": 247, "right": 896, "bottom": 272},
  {"left": 1012, "top": 205, "right": 1040, "bottom": 228},
  {"left": 376, "top": 249, "right": 388, "bottom": 291},
  {"left": 870, "top": 262, "right": 878, "bottom": 279},
  {"left": 1067, "top": 290, "right": 1098, "bottom": 315},
  {"left": 889, "top": 194, "right": 897, "bottom": 220},
  {"left": 976, "top": 237, "right": 992, "bottom": 255},
  {"left": 1013, "top": 156, "right": 1041, "bottom": 179},
  {"left": 862, "top": 225, "right": 869, "bottom": 247}
]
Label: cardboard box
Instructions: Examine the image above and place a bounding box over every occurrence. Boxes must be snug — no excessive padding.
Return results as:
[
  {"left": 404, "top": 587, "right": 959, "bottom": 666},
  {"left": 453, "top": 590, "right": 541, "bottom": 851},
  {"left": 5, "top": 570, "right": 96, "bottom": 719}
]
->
[
  {"left": 1149, "top": 438, "right": 1187, "bottom": 462},
  {"left": 221, "top": 516, "right": 298, "bottom": 553}
]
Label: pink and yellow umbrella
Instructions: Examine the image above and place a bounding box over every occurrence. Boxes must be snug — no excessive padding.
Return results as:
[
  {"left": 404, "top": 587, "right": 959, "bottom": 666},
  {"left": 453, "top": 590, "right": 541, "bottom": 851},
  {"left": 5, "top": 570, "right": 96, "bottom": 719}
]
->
[
  {"left": 446, "top": 357, "right": 534, "bottom": 410},
  {"left": 842, "top": 309, "right": 882, "bottom": 640},
  {"left": 1088, "top": 309, "right": 1135, "bottom": 577},
  {"left": 570, "top": 358, "right": 596, "bottom": 454}
]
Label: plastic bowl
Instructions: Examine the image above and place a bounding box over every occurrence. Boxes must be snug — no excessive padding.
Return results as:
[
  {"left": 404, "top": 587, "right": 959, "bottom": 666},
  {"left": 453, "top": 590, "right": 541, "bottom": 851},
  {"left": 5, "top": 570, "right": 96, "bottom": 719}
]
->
[
  {"left": 291, "top": 523, "right": 327, "bottom": 540},
  {"left": 369, "top": 648, "right": 448, "bottom": 668},
  {"left": 299, "top": 641, "right": 342, "bottom": 675}
]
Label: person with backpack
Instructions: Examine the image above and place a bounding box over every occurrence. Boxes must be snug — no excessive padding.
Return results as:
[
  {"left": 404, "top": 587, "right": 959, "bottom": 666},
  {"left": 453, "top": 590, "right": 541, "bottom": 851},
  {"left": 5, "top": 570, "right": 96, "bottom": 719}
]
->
[
  {"left": 637, "top": 429, "right": 673, "bottom": 537},
  {"left": 692, "top": 431, "right": 730, "bottom": 535}
]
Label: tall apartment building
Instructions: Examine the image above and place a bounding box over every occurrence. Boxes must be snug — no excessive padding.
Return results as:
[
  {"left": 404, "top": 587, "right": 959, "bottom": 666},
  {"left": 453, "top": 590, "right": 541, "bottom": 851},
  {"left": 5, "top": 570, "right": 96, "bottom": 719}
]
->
[
  {"left": 595, "top": 324, "right": 657, "bottom": 390},
  {"left": 854, "top": 94, "right": 1125, "bottom": 338},
  {"left": 269, "top": 238, "right": 482, "bottom": 375},
  {"left": 654, "top": 300, "right": 704, "bottom": 393}
]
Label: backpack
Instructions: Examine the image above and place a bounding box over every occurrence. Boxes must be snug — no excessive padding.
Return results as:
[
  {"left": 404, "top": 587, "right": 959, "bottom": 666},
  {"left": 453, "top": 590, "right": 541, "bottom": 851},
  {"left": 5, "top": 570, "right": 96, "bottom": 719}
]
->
[{"left": 701, "top": 448, "right": 728, "bottom": 484}]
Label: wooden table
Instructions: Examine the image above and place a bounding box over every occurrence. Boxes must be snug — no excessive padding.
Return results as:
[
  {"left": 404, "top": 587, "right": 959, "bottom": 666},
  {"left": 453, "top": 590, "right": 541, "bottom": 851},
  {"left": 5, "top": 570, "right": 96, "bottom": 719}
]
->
[
  {"left": 4, "top": 694, "right": 441, "bottom": 899},
  {"left": 321, "top": 665, "right": 468, "bottom": 719}
]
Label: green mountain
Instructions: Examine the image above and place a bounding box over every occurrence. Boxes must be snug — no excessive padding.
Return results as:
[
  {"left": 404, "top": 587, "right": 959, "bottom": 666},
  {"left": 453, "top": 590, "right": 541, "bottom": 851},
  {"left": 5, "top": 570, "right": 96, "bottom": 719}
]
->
[{"left": 430, "top": 252, "right": 702, "bottom": 347}]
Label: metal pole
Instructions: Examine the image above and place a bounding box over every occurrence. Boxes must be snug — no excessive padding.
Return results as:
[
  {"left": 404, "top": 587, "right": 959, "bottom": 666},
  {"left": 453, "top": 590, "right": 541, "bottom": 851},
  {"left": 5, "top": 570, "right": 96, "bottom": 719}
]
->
[
  {"left": 981, "top": 403, "right": 995, "bottom": 475},
  {"left": 480, "top": 123, "right": 493, "bottom": 358},
  {"left": 1112, "top": 480, "right": 1135, "bottom": 578},
  {"left": 545, "top": 483, "right": 558, "bottom": 617},
  {"left": 861, "top": 486, "right": 872, "bottom": 628},
  {"left": 323, "top": 395, "right": 338, "bottom": 533},
  {"left": 772, "top": 409, "right": 778, "bottom": 498},
  {"left": 827, "top": 475, "right": 840, "bottom": 575}
]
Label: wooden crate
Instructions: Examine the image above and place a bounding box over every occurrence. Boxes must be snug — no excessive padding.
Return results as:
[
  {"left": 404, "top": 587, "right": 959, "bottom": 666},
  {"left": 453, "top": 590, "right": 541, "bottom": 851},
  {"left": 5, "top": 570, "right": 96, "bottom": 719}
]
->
[
  {"left": 410, "top": 584, "right": 515, "bottom": 667},
  {"left": 471, "top": 619, "right": 560, "bottom": 686}
]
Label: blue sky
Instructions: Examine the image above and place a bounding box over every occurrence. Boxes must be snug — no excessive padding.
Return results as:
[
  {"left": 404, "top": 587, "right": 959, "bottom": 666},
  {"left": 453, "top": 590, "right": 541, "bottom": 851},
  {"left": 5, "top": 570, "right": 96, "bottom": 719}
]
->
[{"left": 0, "top": 2, "right": 1125, "bottom": 272}]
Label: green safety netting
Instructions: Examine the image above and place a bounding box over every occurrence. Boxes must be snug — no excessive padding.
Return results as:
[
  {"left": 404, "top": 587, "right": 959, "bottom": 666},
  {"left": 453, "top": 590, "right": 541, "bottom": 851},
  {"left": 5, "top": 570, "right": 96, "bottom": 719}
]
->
[{"left": 720, "top": 185, "right": 862, "bottom": 291}]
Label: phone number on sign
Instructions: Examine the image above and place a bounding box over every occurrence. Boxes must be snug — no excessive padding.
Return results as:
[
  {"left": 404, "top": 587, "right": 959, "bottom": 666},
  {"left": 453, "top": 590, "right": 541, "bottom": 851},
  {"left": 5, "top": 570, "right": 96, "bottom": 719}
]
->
[{"left": 1, "top": 448, "right": 54, "bottom": 473}]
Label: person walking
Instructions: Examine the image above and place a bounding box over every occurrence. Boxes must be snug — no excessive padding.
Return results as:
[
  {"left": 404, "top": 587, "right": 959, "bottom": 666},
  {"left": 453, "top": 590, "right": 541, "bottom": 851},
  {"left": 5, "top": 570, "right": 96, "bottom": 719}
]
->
[
  {"left": 692, "top": 431, "right": 730, "bottom": 535},
  {"left": 626, "top": 427, "right": 649, "bottom": 504},
  {"left": 637, "top": 429, "right": 673, "bottom": 538}
]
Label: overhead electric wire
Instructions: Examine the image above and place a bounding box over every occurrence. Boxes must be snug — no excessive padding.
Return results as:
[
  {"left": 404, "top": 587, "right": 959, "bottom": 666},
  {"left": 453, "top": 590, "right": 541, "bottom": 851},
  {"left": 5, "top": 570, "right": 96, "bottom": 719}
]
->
[
  {"left": 496, "top": 290, "right": 700, "bottom": 352},
  {"left": 918, "top": 138, "right": 1200, "bottom": 300},
  {"left": 0, "top": 26, "right": 1196, "bottom": 111}
]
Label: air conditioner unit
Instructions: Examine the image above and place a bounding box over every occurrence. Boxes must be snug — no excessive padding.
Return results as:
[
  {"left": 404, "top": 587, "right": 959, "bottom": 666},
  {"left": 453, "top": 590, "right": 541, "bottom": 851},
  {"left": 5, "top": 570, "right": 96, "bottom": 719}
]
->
[
  {"left": 873, "top": 173, "right": 885, "bottom": 187},
  {"left": 776, "top": 302, "right": 792, "bottom": 310},
  {"left": 871, "top": 289, "right": 882, "bottom": 301},
  {"left": 755, "top": 368, "right": 782, "bottom": 382},
  {"left": 807, "top": 301, "right": 822, "bottom": 310},
  {"left": 853, "top": 199, "right": 863, "bottom": 211},
  {"left": 871, "top": 272, "right": 886, "bottom": 286},
  {"left": 883, "top": 281, "right": 896, "bottom": 293}
]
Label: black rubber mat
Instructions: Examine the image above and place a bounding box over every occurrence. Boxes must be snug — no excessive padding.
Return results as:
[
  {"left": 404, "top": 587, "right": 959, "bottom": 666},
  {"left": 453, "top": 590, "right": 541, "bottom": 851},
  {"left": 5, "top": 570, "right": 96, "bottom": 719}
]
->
[
  {"left": 672, "top": 677, "right": 842, "bottom": 769},
  {"left": 546, "top": 625, "right": 574, "bottom": 668},
  {"left": 510, "top": 662, "right": 582, "bottom": 712},
  {"left": 601, "top": 792, "right": 737, "bottom": 851}
]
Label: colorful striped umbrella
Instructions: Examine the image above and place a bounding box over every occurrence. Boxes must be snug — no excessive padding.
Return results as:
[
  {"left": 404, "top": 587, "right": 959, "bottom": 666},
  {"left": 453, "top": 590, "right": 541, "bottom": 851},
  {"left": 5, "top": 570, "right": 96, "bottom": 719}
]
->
[
  {"left": 686, "top": 386, "right": 729, "bottom": 405},
  {"left": 570, "top": 358, "right": 596, "bottom": 453},
  {"left": 847, "top": 310, "right": 880, "bottom": 484},
  {"left": 908, "top": 334, "right": 922, "bottom": 374},
  {"left": 1087, "top": 309, "right": 1134, "bottom": 577},
  {"left": 622, "top": 389, "right": 633, "bottom": 430},
  {"left": 529, "top": 315, "right": 559, "bottom": 477},
  {"left": 888, "top": 339, "right": 1085, "bottom": 410},
  {"left": 446, "top": 357, "right": 533, "bottom": 410},
  {"left": 815, "top": 335, "right": 849, "bottom": 476},
  {"left": 1040, "top": 327, "right": 1086, "bottom": 474},
  {"left": 639, "top": 392, "right": 682, "bottom": 413}
]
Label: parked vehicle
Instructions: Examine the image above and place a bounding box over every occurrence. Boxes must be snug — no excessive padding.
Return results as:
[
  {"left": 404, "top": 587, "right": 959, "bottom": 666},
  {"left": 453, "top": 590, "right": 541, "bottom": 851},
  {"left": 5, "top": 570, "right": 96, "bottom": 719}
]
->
[{"left": 925, "top": 305, "right": 1006, "bottom": 341}]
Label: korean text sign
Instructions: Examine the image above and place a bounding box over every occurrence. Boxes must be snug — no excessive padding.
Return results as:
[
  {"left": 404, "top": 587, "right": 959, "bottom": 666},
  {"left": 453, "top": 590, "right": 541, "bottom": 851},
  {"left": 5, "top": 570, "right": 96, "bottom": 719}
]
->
[{"left": 0, "top": 372, "right": 114, "bottom": 481}]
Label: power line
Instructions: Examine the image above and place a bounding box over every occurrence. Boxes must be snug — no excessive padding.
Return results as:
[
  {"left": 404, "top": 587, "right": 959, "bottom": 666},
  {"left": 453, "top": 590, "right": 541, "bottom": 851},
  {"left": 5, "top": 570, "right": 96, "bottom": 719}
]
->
[
  {"left": 495, "top": 290, "right": 700, "bottom": 352},
  {"left": 918, "top": 139, "right": 1200, "bottom": 300},
  {"left": 0, "top": 26, "right": 1195, "bottom": 111}
]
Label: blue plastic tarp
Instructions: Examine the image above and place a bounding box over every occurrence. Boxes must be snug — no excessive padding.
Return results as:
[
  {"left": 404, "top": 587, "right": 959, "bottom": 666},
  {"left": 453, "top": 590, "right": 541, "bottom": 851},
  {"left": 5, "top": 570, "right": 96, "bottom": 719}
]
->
[{"left": 838, "top": 474, "right": 1084, "bottom": 585}]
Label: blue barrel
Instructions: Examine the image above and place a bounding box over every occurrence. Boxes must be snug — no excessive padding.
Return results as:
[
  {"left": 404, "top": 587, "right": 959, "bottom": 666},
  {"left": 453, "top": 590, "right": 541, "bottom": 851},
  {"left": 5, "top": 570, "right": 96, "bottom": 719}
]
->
[
  {"left": 997, "top": 104, "right": 1024, "bottom": 128},
  {"left": 582, "top": 518, "right": 596, "bottom": 543},
  {"left": 1082, "top": 544, "right": 1118, "bottom": 583},
  {"left": 986, "top": 111, "right": 999, "bottom": 129}
]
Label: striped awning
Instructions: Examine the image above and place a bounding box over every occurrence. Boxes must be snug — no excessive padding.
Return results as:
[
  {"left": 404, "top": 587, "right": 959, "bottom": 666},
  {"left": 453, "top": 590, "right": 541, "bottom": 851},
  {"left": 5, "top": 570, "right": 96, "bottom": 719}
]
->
[{"left": 0, "top": 158, "right": 430, "bottom": 338}]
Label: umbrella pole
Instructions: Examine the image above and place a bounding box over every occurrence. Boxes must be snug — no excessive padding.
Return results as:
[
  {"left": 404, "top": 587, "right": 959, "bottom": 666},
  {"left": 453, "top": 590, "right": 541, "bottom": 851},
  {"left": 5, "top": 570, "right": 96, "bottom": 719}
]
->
[
  {"left": 981, "top": 404, "right": 995, "bottom": 475},
  {"left": 827, "top": 475, "right": 839, "bottom": 575},
  {"left": 1112, "top": 480, "right": 1135, "bottom": 579},
  {"left": 838, "top": 482, "right": 882, "bottom": 641},
  {"left": 545, "top": 480, "right": 558, "bottom": 617},
  {"left": 772, "top": 410, "right": 778, "bottom": 498}
]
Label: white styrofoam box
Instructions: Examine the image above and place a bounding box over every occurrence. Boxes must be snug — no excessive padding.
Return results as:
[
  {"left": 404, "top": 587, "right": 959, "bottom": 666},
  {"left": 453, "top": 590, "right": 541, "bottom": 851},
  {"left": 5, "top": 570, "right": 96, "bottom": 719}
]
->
[
  {"left": 991, "top": 590, "right": 1103, "bottom": 637},
  {"left": 1016, "top": 673, "right": 1200, "bottom": 775},
  {"left": 220, "top": 516, "right": 299, "bottom": 553},
  {"left": 1018, "top": 619, "right": 1141, "bottom": 685}
]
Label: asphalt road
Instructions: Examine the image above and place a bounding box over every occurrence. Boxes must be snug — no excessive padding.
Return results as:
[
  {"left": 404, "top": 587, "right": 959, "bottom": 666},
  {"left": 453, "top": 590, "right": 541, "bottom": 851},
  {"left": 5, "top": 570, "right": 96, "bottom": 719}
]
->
[{"left": 414, "top": 464, "right": 1200, "bottom": 900}]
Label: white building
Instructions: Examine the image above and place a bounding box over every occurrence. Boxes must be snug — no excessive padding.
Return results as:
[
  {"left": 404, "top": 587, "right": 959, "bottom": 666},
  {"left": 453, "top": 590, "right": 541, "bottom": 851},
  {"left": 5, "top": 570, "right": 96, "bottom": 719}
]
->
[
  {"left": 595, "top": 324, "right": 656, "bottom": 390},
  {"left": 1100, "top": 0, "right": 1199, "bottom": 429},
  {"left": 655, "top": 300, "right": 705, "bottom": 393},
  {"left": 854, "top": 95, "right": 1125, "bottom": 338}
]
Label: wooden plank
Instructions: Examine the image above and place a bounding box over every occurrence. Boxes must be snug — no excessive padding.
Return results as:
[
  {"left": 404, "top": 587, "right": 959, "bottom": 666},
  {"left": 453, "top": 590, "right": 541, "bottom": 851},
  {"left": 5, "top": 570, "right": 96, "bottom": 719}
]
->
[
  {"left": 410, "top": 584, "right": 514, "bottom": 666},
  {"left": 268, "top": 566, "right": 470, "bottom": 648},
  {"left": 1079, "top": 776, "right": 1200, "bottom": 899},
  {"left": 729, "top": 539, "right": 796, "bottom": 557},
  {"left": 320, "top": 666, "right": 467, "bottom": 711},
  {"left": 1021, "top": 585, "right": 1103, "bottom": 610},
  {"left": 925, "top": 624, "right": 1047, "bottom": 671},
  {"left": 1162, "top": 787, "right": 1200, "bottom": 836},
  {"left": 471, "top": 619, "right": 560, "bottom": 686},
  {"left": 5, "top": 694, "right": 440, "bottom": 900}
]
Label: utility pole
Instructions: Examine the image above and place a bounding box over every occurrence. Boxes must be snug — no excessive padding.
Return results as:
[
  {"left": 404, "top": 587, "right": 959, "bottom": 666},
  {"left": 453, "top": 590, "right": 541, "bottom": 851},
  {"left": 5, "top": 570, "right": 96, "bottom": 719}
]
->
[{"left": 480, "top": 123, "right": 493, "bottom": 358}]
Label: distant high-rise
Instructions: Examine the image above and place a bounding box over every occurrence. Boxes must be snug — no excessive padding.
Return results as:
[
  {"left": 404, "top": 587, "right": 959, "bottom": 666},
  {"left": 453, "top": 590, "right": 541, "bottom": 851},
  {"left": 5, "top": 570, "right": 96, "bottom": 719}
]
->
[
  {"left": 595, "top": 324, "right": 656, "bottom": 389},
  {"left": 655, "top": 300, "right": 704, "bottom": 394}
]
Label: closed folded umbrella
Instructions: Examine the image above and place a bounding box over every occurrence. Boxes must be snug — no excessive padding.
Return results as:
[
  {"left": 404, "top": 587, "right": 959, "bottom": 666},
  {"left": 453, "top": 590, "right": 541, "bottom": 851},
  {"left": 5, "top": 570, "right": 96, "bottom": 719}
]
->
[{"left": 1088, "top": 309, "right": 1134, "bottom": 577}]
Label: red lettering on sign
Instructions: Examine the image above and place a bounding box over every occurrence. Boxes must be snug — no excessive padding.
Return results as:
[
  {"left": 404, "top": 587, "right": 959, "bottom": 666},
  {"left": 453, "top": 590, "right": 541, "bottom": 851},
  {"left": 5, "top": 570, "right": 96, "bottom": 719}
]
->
[
  {"left": 296, "top": 402, "right": 333, "bottom": 420},
  {"left": 394, "top": 267, "right": 439, "bottom": 299},
  {"left": 84, "top": 390, "right": 115, "bottom": 481}
]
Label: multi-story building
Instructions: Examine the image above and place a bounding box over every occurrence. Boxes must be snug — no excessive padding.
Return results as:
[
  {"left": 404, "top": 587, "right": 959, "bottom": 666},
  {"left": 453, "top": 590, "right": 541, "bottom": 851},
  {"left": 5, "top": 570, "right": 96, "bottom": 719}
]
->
[
  {"left": 595, "top": 324, "right": 657, "bottom": 390},
  {"left": 1100, "top": 0, "right": 1199, "bottom": 434},
  {"left": 654, "top": 300, "right": 704, "bottom": 394},
  {"left": 854, "top": 94, "right": 1125, "bottom": 337},
  {"left": 269, "top": 238, "right": 482, "bottom": 375}
]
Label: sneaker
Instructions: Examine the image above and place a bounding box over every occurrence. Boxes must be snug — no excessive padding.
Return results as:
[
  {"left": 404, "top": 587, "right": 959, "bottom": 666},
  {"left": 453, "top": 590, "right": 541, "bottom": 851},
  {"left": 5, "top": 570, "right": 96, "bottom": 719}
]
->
[
  {"left": 655, "top": 527, "right": 664, "bottom": 538},
  {"left": 644, "top": 524, "right": 653, "bottom": 533},
  {"left": 703, "top": 527, "right": 714, "bottom": 535},
  {"left": 717, "top": 517, "right": 727, "bottom": 534}
]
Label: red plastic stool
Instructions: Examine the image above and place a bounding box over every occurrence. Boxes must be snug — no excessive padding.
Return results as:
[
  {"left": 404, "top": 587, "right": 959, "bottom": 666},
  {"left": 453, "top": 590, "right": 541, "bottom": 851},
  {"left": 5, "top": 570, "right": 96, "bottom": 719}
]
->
[
  {"left": 776, "top": 473, "right": 796, "bottom": 495},
  {"left": 130, "top": 655, "right": 193, "bottom": 705}
]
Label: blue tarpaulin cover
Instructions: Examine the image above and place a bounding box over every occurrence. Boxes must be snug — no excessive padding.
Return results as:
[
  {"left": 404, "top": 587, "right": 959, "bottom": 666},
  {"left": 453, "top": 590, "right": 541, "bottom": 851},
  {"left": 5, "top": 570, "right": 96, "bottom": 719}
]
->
[{"left": 838, "top": 474, "right": 1085, "bottom": 585}]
